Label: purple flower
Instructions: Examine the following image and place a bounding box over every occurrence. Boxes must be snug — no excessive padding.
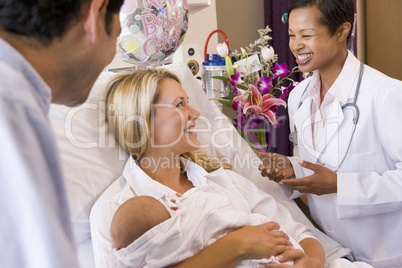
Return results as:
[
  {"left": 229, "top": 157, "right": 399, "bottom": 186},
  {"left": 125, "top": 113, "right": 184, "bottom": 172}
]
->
[
  {"left": 229, "top": 73, "right": 241, "bottom": 86},
  {"left": 279, "top": 83, "right": 298, "bottom": 101},
  {"left": 272, "top": 62, "right": 290, "bottom": 79},
  {"left": 246, "top": 114, "right": 265, "bottom": 130},
  {"left": 233, "top": 99, "right": 239, "bottom": 111},
  {"left": 233, "top": 118, "right": 242, "bottom": 129},
  {"left": 233, "top": 106, "right": 248, "bottom": 130},
  {"left": 257, "top": 76, "right": 273, "bottom": 95},
  {"left": 270, "top": 105, "right": 279, "bottom": 114}
]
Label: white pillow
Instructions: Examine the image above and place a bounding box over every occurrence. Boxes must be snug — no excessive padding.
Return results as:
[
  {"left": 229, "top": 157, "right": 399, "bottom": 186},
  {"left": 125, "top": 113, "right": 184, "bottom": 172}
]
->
[{"left": 49, "top": 62, "right": 350, "bottom": 266}]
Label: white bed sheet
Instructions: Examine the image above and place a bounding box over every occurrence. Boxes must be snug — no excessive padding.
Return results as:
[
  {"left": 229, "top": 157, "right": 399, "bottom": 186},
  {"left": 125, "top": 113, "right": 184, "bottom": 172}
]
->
[{"left": 49, "top": 62, "right": 351, "bottom": 267}]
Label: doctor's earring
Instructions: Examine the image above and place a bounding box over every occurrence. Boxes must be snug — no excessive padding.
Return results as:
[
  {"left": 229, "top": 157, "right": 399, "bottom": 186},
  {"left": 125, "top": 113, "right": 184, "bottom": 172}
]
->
[{"left": 281, "top": 13, "right": 288, "bottom": 24}]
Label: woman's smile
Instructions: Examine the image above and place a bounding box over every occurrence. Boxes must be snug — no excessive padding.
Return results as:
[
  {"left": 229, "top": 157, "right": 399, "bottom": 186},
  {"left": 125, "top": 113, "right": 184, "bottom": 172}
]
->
[
  {"left": 184, "top": 123, "right": 198, "bottom": 139},
  {"left": 152, "top": 78, "right": 201, "bottom": 153},
  {"left": 296, "top": 53, "right": 314, "bottom": 65}
]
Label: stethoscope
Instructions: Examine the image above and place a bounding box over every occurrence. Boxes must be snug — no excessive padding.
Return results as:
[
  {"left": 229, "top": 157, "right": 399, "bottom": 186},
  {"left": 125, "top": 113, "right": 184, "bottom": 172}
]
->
[{"left": 289, "top": 62, "right": 364, "bottom": 170}]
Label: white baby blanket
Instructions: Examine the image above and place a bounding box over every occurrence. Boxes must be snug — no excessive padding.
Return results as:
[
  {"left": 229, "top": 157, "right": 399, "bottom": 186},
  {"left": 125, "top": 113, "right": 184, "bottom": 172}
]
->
[
  {"left": 114, "top": 183, "right": 373, "bottom": 268},
  {"left": 114, "top": 184, "right": 299, "bottom": 267}
]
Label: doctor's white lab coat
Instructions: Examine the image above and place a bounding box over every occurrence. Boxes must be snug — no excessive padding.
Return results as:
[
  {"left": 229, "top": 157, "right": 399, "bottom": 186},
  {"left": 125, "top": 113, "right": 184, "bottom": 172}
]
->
[{"left": 283, "top": 52, "right": 402, "bottom": 268}]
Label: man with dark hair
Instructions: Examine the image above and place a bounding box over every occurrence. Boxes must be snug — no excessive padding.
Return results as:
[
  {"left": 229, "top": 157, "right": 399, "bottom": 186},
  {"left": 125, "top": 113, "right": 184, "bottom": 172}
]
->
[{"left": 0, "top": 0, "right": 123, "bottom": 267}]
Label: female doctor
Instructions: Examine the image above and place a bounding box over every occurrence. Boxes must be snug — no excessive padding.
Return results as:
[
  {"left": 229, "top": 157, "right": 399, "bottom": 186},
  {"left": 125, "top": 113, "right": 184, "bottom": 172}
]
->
[{"left": 259, "top": 0, "right": 402, "bottom": 267}]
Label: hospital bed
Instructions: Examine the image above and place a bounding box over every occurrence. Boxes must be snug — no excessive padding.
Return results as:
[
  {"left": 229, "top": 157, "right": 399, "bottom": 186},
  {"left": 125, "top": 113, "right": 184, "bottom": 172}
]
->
[{"left": 49, "top": 62, "right": 351, "bottom": 267}]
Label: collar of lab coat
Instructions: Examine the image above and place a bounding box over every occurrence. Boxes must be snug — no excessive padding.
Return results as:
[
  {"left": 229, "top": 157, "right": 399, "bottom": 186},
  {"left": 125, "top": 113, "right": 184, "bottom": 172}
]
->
[
  {"left": 293, "top": 51, "right": 362, "bottom": 165},
  {"left": 329, "top": 51, "right": 362, "bottom": 104},
  {"left": 302, "top": 50, "right": 361, "bottom": 105},
  {"left": 122, "top": 156, "right": 209, "bottom": 201}
]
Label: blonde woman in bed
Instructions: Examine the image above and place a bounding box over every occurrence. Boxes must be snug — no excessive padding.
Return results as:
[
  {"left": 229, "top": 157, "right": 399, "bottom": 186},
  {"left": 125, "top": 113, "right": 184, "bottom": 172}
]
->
[{"left": 89, "top": 68, "right": 360, "bottom": 268}]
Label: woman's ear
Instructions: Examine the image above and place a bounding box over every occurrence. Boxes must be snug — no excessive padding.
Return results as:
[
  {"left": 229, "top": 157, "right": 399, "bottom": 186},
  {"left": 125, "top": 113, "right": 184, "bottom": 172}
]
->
[
  {"left": 83, "top": 0, "right": 109, "bottom": 44},
  {"left": 337, "top": 22, "right": 352, "bottom": 43}
]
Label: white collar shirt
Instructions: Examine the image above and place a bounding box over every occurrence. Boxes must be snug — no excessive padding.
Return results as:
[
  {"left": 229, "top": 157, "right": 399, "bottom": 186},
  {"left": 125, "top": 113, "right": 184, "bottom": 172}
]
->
[
  {"left": 0, "top": 38, "right": 78, "bottom": 268},
  {"left": 124, "top": 157, "right": 208, "bottom": 210},
  {"left": 302, "top": 51, "right": 361, "bottom": 148}
]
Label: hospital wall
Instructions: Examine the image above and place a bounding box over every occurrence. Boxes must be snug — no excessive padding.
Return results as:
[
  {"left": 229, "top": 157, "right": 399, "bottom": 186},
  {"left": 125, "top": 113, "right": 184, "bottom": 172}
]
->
[{"left": 359, "top": 0, "right": 402, "bottom": 80}]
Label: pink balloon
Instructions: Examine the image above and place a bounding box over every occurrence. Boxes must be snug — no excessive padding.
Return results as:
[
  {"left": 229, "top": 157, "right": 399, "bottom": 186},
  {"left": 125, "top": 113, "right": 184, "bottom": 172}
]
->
[
  {"left": 120, "top": 0, "right": 137, "bottom": 15},
  {"left": 117, "top": 0, "right": 189, "bottom": 66}
]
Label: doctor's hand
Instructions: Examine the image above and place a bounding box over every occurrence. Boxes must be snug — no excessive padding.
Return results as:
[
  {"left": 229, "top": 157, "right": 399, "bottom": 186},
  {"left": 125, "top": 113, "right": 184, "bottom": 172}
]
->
[
  {"left": 259, "top": 153, "right": 295, "bottom": 182},
  {"left": 281, "top": 160, "right": 337, "bottom": 195}
]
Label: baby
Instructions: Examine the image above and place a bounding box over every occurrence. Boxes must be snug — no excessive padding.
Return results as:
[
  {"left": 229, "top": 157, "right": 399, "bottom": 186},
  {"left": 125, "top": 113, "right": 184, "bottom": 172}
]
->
[
  {"left": 110, "top": 185, "right": 301, "bottom": 267},
  {"left": 110, "top": 195, "right": 171, "bottom": 250}
]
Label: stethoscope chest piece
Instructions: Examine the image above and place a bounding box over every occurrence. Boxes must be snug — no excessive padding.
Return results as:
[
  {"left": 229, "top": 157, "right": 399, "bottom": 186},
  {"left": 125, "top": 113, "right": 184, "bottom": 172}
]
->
[
  {"left": 289, "top": 131, "right": 298, "bottom": 145},
  {"left": 288, "top": 62, "right": 364, "bottom": 170}
]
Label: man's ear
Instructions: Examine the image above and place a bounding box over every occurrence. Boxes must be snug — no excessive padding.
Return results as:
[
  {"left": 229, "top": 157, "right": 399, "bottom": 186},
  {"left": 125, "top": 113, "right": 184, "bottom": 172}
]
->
[
  {"left": 83, "top": 0, "right": 109, "bottom": 44},
  {"left": 337, "top": 22, "right": 352, "bottom": 43}
]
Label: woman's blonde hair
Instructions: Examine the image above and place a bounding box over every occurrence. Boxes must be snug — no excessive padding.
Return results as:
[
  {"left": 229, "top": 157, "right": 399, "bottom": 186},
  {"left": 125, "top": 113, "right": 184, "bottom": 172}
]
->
[
  {"left": 105, "top": 68, "right": 178, "bottom": 158},
  {"left": 105, "top": 68, "right": 231, "bottom": 172}
]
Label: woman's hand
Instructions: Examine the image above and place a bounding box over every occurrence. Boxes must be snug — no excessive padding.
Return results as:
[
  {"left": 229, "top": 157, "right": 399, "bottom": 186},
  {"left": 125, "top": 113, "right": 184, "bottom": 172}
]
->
[
  {"left": 281, "top": 160, "right": 337, "bottom": 195},
  {"left": 259, "top": 153, "right": 295, "bottom": 182},
  {"left": 261, "top": 249, "right": 323, "bottom": 268},
  {"left": 262, "top": 238, "right": 325, "bottom": 268},
  {"left": 172, "top": 221, "right": 293, "bottom": 268},
  {"left": 230, "top": 221, "right": 293, "bottom": 260}
]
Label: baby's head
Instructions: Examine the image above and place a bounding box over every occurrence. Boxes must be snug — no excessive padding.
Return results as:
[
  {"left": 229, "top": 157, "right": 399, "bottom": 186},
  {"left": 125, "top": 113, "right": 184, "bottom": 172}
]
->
[{"left": 110, "top": 196, "right": 171, "bottom": 249}]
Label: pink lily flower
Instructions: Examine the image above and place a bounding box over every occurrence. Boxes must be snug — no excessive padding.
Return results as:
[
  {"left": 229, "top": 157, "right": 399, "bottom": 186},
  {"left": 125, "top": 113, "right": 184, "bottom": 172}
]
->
[
  {"left": 233, "top": 87, "right": 249, "bottom": 106},
  {"left": 243, "top": 84, "right": 286, "bottom": 125}
]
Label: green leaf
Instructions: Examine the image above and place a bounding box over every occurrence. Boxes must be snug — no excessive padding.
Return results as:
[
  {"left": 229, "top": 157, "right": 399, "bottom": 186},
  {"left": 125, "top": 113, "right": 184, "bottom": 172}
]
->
[
  {"left": 209, "top": 98, "right": 234, "bottom": 108},
  {"left": 236, "top": 84, "right": 249, "bottom": 91},
  {"left": 211, "top": 76, "right": 231, "bottom": 82},
  {"left": 219, "top": 96, "right": 234, "bottom": 100}
]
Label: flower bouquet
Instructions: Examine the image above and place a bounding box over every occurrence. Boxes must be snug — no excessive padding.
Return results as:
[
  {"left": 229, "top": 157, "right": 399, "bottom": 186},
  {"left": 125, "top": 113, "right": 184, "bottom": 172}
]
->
[{"left": 212, "top": 26, "right": 299, "bottom": 153}]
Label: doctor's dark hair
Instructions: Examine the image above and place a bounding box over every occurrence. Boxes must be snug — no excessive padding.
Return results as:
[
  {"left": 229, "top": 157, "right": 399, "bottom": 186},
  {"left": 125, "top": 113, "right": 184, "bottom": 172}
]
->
[
  {"left": 0, "top": 0, "right": 124, "bottom": 45},
  {"left": 288, "top": 0, "right": 355, "bottom": 44}
]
